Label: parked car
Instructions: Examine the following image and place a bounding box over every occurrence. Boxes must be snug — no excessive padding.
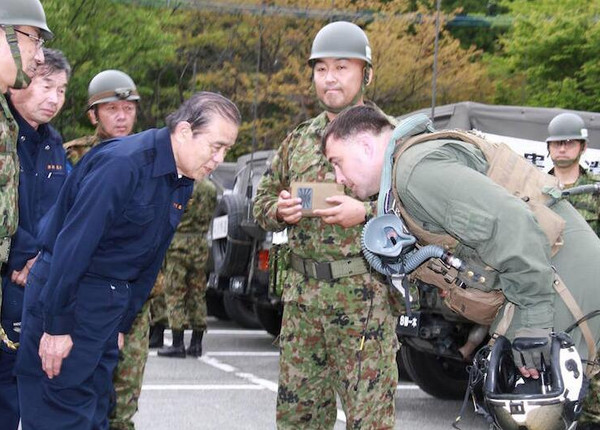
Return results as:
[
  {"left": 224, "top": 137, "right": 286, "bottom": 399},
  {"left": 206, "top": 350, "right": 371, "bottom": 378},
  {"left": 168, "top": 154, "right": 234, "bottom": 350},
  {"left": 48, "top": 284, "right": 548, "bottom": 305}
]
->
[{"left": 207, "top": 150, "right": 283, "bottom": 335}]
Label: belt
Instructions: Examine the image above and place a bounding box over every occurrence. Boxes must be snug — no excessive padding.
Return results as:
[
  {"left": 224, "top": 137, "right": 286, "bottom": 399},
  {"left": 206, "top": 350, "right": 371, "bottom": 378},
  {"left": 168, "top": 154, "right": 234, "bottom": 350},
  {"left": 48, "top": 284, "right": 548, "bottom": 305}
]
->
[{"left": 290, "top": 252, "right": 368, "bottom": 281}]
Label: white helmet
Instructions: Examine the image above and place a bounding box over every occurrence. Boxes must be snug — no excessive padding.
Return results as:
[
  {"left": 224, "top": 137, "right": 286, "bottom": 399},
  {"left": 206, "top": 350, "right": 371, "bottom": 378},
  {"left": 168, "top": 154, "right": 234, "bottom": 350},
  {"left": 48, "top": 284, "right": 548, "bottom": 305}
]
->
[{"left": 473, "top": 333, "right": 585, "bottom": 430}]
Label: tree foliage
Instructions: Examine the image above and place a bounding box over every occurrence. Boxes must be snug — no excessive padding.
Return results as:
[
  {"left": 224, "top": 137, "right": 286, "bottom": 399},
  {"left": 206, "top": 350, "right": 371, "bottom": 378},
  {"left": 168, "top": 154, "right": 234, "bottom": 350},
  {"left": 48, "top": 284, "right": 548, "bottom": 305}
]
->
[
  {"left": 42, "top": 0, "right": 493, "bottom": 157},
  {"left": 44, "top": 0, "right": 178, "bottom": 140},
  {"left": 490, "top": 0, "right": 600, "bottom": 111}
]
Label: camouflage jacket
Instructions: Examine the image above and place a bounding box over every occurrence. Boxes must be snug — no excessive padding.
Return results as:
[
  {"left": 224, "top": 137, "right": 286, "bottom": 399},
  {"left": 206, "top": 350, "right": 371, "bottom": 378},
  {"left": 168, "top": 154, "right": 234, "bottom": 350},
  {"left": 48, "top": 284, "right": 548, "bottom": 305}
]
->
[
  {"left": 553, "top": 167, "right": 600, "bottom": 236},
  {"left": 63, "top": 133, "right": 102, "bottom": 166},
  {"left": 0, "top": 93, "right": 19, "bottom": 260},
  {"left": 254, "top": 109, "right": 399, "bottom": 312},
  {"left": 167, "top": 178, "right": 216, "bottom": 261}
]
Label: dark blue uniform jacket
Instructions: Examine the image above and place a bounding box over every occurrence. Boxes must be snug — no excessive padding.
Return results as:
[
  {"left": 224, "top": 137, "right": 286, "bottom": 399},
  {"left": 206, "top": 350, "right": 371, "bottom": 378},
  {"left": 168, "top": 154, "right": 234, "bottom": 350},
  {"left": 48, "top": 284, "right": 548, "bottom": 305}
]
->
[
  {"left": 36, "top": 127, "right": 193, "bottom": 335},
  {"left": 1, "top": 98, "right": 67, "bottom": 346}
]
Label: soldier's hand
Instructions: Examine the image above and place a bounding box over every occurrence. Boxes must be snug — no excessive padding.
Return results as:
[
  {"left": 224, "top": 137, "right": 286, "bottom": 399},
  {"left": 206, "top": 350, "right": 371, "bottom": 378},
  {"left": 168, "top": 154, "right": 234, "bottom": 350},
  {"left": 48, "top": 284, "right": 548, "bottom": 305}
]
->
[
  {"left": 38, "top": 332, "right": 73, "bottom": 379},
  {"left": 276, "top": 190, "right": 303, "bottom": 224},
  {"left": 314, "top": 195, "right": 366, "bottom": 227},
  {"left": 512, "top": 327, "right": 552, "bottom": 380},
  {"left": 118, "top": 332, "right": 125, "bottom": 350}
]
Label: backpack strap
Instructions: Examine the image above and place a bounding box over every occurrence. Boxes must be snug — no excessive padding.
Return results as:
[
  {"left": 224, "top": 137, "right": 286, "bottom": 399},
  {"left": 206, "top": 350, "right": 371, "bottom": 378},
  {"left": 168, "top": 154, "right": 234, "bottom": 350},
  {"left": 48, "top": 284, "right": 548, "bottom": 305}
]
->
[{"left": 553, "top": 273, "right": 599, "bottom": 378}]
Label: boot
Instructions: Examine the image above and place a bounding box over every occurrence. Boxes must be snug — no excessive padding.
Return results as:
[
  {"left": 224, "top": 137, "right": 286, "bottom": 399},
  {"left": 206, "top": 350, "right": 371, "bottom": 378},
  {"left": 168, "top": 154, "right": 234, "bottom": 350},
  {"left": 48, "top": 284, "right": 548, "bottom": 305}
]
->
[
  {"left": 148, "top": 323, "right": 165, "bottom": 349},
  {"left": 157, "top": 330, "right": 186, "bottom": 358},
  {"left": 186, "top": 330, "right": 204, "bottom": 357}
]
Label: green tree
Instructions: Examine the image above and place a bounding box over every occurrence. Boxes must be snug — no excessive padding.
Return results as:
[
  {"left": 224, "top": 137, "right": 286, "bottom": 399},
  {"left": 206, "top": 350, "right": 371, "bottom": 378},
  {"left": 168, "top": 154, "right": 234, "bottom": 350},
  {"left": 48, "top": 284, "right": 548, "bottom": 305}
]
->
[
  {"left": 367, "top": 2, "right": 491, "bottom": 115},
  {"left": 44, "top": 0, "right": 178, "bottom": 140},
  {"left": 490, "top": 0, "right": 600, "bottom": 110},
  {"left": 42, "top": 0, "right": 493, "bottom": 157}
]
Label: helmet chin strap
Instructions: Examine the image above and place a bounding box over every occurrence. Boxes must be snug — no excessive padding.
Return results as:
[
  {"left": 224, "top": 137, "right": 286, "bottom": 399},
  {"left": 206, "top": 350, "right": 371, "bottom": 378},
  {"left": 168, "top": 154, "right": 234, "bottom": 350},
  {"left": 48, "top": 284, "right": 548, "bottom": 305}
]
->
[{"left": 4, "top": 26, "right": 31, "bottom": 90}]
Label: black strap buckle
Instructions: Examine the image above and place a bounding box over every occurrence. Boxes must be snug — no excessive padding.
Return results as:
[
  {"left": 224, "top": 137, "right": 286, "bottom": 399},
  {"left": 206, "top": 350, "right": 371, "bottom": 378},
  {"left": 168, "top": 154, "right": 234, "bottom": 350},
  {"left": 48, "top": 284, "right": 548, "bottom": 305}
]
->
[{"left": 302, "top": 259, "right": 333, "bottom": 281}]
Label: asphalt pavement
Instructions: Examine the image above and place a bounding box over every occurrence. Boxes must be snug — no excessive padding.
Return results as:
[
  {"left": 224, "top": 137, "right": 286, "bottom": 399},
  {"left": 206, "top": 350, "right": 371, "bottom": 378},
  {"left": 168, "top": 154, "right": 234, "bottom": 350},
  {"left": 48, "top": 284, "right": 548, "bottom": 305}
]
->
[{"left": 133, "top": 317, "right": 486, "bottom": 429}]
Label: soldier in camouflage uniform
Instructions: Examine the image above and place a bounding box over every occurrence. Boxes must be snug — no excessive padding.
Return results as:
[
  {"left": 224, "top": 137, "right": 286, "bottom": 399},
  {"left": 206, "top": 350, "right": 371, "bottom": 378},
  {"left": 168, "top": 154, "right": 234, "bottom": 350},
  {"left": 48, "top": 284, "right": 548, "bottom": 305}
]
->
[
  {"left": 254, "top": 22, "right": 399, "bottom": 429},
  {"left": 148, "top": 271, "right": 168, "bottom": 348},
  {"left": 157, "top": 178, "right": 216, "bottom": 358},
  {"left": 0, "top": 0, "right": 51, "bottom": 265},
  {"left": 63, "top": 69, "right": 139, "bottom": 167},
  {"left": 61, "top": 70, "right": 147, "bottom": 430},
  {"left": 546, "top": 113, "right": 600, "bottom": 429},
  {"left": 546, "top": 112, "right": 600, "bottom": 236}
]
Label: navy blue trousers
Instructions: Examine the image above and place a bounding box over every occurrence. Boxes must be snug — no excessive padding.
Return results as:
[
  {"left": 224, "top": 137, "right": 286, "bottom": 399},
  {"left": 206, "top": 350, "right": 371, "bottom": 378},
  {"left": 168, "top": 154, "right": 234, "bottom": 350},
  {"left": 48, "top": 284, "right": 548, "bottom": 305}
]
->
[
  {"left": 1, "top": 269, "right": 27, "bottom": 429},
  {"left": 15, "top": 257, "right": 130, "bottom": 430},
  {"left": 0, "top": 348, "right": 19, "bottom": 430}
]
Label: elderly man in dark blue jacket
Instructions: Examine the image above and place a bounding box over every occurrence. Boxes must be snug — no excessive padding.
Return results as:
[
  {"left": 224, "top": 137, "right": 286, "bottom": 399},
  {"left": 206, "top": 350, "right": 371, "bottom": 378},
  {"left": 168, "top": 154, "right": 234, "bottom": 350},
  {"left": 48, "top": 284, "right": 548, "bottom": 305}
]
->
[
  {"left": 14, "top": 91, "right": 240, "bottom": 430},
  {"left": 0, "top": 48, "right": 70, "bottom": 430}
]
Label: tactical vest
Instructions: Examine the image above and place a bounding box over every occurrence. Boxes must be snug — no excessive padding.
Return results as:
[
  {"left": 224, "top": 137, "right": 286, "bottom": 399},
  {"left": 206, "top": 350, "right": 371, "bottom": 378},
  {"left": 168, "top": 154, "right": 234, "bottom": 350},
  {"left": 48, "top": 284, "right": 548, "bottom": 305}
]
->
[{"left": 391, "top": 130, "right": 565, "bottom": 325}]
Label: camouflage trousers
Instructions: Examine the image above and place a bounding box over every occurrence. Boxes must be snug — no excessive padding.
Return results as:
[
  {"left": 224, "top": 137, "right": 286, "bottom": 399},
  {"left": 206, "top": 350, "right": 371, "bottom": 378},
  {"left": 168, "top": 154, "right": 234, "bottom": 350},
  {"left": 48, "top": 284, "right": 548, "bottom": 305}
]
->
[
  {"left": 277, "top": 301, "right": 398, "bottom": 430},
  {"left": 581, "top": 366, "right": 600, "bottom": 424},
  {"left": 109, "top": 300, "right": 151, "bottom": 430},
  {"left": 149, "top": 271, "right": 168, "bottom": 326},
  {"left": 163, "top": 252, "right": 207, "bottom": 331}
]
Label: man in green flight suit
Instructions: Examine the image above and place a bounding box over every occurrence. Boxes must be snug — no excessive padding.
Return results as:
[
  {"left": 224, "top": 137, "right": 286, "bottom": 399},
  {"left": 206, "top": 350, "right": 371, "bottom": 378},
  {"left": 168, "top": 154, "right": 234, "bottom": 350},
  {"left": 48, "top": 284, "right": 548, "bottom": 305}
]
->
[
  {"left": 546, "top": 112, "right": 600, "bottom": 236},
  {"left": 0, "top": 0, "right": 52, "bottom": 372},
  {"left": 157, "top": 178, "right": 216, "bottom": 358},
  {"left": 254, "top": 21, "right": 399, "bottom": 429},
  {"left": 322, "top": 105, "right": 600, "bottom": 429},
  {"left": 62, "top": 69, "right": 147, "bottom": 430}
]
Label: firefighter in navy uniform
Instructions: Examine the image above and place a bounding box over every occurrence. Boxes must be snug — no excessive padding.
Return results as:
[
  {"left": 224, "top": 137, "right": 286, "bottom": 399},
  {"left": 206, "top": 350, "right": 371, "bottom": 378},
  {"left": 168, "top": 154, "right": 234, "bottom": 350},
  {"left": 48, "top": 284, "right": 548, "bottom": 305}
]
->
[{"left": 14, "top": 92, "right": 240, "bottom": 430}]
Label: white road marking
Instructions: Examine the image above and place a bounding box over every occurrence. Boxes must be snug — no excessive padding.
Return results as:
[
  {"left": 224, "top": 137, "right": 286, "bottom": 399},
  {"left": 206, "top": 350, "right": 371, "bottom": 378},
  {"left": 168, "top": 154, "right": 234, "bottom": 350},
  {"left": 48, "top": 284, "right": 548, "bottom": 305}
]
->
[
  {"left": 142, "top": 384, "right": 264, "bottom": 390},
  {"left": 149, "top": 350, "right": 278, "bottom": 357},
  {"left": 206, "top": 351, "right": 279, "bottom": 357},
  {"left": 199, "top": 353, "right": 349, "bottom": 423},
  {"left": 200, "top": 355, "right": 236, "bottom": 372},
  {"left": 147, "top": 344, "right": 421, "bottom": 424},
  {"left": 236, "top": 372, "right": 278, "bottom": 391},
  {"left": 163, "top": 328, "right": 270, "bottom": 336}
]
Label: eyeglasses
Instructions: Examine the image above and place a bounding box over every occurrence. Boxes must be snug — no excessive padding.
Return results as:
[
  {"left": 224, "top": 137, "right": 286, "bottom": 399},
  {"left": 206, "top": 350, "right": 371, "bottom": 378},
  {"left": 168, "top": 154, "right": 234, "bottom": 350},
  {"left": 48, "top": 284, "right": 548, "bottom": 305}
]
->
[
  {"left": 14, "top": 28, "right": 45, "bottom": 49},
  {"left": 548, "top": 139, "right": 582, "bottom": 149}
]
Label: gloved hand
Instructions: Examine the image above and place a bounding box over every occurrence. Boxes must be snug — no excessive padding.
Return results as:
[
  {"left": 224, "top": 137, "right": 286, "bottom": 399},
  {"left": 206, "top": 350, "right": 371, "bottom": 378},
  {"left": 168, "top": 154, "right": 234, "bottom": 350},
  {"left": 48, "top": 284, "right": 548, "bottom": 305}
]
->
[{"left": 512, "top": 327, "right": 552, "bottom": 379}]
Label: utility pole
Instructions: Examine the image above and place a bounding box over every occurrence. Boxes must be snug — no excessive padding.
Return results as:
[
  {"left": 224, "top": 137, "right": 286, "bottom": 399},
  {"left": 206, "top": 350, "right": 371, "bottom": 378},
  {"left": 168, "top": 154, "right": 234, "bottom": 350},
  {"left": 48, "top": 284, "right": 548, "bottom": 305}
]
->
[{"left": 431, "top": 0, "right": 441, "bottom": 120}]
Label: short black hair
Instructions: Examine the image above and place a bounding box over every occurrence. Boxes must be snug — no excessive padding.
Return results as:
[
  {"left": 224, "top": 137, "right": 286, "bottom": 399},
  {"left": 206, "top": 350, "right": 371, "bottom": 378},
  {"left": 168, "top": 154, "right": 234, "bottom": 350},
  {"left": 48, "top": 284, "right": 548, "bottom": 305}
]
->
[{"left": 322, "top": 105, "right": 393, "bottom": 152}]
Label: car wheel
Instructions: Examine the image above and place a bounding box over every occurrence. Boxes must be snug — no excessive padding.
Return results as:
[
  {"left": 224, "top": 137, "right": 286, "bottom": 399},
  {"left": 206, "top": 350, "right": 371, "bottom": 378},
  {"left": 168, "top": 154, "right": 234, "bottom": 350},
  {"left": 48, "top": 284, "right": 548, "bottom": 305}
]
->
[
  {"left": 396, "top": 345, "right": 412, "bottom": 382},
  {"left": 223, "top": 291, "right": 262, "bottom": 329},
  {"left": 254, "top": 301, "right": 282, "bottom": 337},
  {"left": 206, "top": 289, "right": 229, "bottom": 321},
  {"left": 212, "top": 194, "right": 252, "bottom": 277},
  {"left": 400, "top": 344, "right": 469, "bottom": 399}
]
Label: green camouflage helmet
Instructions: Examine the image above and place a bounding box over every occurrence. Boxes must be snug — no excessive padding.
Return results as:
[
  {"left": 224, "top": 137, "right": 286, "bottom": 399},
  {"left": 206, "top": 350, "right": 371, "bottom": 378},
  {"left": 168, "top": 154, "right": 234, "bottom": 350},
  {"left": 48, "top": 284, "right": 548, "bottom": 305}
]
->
[
  {"left": 87, "top": 69, "right": 140, "bottom": 110},
  {"left": 546, "top": 113, "right": 588, "bottom": 144},
  {"left": 308, "top": 21, "right": 371, "bottom": 66},
  {"left": 0, "top": 0, "right": 54, "bottom": 40}
]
